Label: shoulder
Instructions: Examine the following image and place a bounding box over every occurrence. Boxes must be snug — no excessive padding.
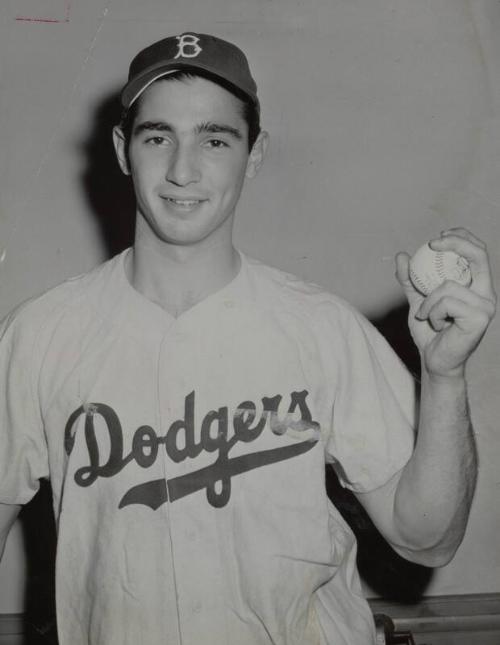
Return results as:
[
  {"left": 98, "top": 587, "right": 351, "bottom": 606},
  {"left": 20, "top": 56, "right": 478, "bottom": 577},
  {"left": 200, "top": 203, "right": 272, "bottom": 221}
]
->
[
  {"left": 0, "top": 252, "right": 126, "bottom": 343},
  {"left": 242, "top": 253, "right": 366, "bottom": 330},
  {"left": 241, "top": 254, "right": 400, "bottom": 366}
]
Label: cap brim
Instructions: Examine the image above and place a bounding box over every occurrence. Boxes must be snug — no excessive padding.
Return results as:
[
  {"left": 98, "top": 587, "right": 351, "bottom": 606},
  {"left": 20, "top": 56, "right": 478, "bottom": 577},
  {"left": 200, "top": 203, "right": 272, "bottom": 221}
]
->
[{"left": 121, "top": 60, "right": 258, "bottom": 110}]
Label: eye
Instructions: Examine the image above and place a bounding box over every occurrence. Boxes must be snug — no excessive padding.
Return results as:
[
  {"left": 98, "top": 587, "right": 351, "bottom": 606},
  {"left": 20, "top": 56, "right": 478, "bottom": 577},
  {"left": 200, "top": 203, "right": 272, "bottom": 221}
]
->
[
  {"left": 205, "top": 138, "right": 229, "bottom": 149},
  {"left": 145, "top": 135, "right": 171, "bottom": 146}
]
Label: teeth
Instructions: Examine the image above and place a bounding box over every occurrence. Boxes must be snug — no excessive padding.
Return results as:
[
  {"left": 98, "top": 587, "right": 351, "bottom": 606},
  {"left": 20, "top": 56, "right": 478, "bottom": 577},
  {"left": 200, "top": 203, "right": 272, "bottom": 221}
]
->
[{"left": 167, "top": 198, "right": 201, "bottom": 206}]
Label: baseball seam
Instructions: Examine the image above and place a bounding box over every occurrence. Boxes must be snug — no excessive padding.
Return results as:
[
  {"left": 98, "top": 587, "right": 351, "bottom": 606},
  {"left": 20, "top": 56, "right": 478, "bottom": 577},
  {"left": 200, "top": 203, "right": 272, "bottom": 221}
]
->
[
  {"left": 435, "top": 252, "right": 446, "bottom": 281},
  {"left": 409, "top": 268, "right": 429, "bottom": 294}
]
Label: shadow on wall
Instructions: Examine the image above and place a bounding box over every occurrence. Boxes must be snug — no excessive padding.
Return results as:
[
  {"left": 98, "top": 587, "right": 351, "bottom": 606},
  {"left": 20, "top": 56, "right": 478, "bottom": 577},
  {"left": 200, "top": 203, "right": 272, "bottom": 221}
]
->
[
  {"left": 79, "top": 89, "right": 136, "bottom": 258},
  {"left": 19, "top": 481, "right": 58, "bottom": 645},
  {"left": 17, "top": 97, "right": 431, "bottom": 643}
]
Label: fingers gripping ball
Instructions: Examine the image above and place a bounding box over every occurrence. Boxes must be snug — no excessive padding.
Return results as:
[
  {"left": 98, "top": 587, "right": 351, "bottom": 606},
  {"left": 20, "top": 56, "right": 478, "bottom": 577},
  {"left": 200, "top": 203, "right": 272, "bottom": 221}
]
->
[{"left": 409, "top": 243, "right": 472, "bottom": 296}]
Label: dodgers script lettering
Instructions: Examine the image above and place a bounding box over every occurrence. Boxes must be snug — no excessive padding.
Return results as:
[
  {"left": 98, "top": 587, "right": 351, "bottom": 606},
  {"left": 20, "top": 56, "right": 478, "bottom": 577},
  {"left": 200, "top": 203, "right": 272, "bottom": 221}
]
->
[{"left": 64, "top": 390, "right": 320, "bottom": 510}]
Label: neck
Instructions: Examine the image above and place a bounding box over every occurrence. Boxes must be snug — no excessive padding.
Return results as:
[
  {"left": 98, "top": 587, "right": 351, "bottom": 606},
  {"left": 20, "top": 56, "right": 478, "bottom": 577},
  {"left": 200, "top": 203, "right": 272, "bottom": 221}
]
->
[{"left": 127, "top": 228, "right": 240, "bottom": 317}]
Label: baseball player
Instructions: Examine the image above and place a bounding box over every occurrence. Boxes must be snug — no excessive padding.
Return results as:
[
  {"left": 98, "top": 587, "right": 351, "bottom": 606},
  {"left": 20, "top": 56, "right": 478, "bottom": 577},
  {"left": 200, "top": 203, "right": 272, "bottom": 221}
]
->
[{"left": 0, "top": 32, "right": 496, "bottom": 645}]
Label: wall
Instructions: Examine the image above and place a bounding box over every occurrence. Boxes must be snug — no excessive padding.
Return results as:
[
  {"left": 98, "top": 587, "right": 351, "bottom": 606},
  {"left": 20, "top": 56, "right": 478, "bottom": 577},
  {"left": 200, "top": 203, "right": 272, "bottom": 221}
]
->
[{"left": 0, "top": 0, "right": 499, "bottom": 613}]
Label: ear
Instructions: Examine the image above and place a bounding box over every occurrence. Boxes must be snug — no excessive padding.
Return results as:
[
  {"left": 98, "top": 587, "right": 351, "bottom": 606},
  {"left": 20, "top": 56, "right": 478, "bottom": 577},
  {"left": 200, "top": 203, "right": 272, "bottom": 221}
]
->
[
  {"left": 245, "top": 130, "right": 269, "bottom": 179},
  {"left": 113, "top": 126, "right": 131, "bottom": 175}
]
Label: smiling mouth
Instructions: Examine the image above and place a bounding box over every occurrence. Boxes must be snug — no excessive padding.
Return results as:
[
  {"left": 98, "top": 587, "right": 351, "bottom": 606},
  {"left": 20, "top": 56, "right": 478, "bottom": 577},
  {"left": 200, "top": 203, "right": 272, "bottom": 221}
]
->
[{"left": 162, "top": 197, "right": 206, "bottom": 207}]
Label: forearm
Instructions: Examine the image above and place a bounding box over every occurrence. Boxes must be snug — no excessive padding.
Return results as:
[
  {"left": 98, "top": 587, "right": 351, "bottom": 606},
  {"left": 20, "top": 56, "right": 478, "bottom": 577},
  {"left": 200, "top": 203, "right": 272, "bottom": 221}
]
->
[
  {"left": 393, "top": 367, "right": 477, "bottom": 565},
  {"left": 383, "top": 229, "right": 494, "bottom": 566}
]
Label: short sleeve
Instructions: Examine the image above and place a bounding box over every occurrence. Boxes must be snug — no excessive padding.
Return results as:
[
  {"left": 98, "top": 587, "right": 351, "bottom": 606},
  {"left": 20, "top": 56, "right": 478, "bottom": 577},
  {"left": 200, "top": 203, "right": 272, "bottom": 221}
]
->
[
  {"left": 0, "top": 308, "right": 49, "bottom": 504},
  {"left": 322, "top": 303, "right": 416, "bottom": 493}
]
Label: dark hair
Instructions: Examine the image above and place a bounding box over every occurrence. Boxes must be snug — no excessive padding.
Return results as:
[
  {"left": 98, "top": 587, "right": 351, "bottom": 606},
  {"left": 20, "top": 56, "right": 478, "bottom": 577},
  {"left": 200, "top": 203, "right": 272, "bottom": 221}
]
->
[{"left": 119, "top": 70, "right": 261, "bottom": 153}]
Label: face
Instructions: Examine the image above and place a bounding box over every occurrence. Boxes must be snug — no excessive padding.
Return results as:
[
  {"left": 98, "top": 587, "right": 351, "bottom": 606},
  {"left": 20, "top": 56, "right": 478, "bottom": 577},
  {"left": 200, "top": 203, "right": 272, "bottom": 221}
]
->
[{"left": 114, "top": 76, "right": 267, "bottom": 248}]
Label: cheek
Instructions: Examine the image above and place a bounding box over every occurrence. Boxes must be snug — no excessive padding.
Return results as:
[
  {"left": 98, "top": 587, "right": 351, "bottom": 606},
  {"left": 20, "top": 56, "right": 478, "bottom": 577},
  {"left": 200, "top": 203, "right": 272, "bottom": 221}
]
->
[
  {"left": 130, "top": 158, "right": 161, "bottom": 192},
  {"left": 128, "top": 143, "right": 163, "bottom": 173},
  {"left": 215, "top": 160, "right": 248, "bottom": 197}
]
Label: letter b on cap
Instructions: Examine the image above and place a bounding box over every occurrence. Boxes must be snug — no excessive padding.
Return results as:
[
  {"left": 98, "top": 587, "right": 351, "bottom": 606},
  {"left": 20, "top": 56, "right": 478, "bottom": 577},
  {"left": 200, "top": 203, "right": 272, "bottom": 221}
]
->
[{"left": 175, "top": 34, "right": 202, "bottom": 59}]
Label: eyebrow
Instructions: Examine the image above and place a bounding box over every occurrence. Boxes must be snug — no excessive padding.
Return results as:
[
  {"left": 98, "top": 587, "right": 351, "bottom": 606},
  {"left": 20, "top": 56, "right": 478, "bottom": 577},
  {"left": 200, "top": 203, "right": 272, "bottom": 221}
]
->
[
  {"left": 196, "top": 121, "right": 243, "bottom": 140},
  {"left": 133, "top": 121, "right": 173, "bottom": 136},
  {"left": 133, "top": 120, "right": 243, "bottom": 141}
]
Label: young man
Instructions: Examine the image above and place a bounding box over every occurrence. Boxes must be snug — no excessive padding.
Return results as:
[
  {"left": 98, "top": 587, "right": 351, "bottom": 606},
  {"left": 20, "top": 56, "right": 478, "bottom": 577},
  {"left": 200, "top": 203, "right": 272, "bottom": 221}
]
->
[{"left": 0, "top": 32, "right": 496, "bottom": 645}]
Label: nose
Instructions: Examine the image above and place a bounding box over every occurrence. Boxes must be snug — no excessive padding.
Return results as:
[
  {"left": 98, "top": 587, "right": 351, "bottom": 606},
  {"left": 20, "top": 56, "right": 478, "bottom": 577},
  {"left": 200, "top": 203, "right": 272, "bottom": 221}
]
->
[{"left": 166, "top": 143, "right": 201, "bottom": 186}]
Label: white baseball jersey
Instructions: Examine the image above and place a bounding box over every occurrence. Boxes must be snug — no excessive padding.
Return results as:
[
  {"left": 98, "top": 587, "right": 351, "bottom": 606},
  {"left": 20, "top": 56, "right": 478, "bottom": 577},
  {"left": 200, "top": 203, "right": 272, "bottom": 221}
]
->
[{"left": 0, "top": 250, "right": 415, "bottom": 645}]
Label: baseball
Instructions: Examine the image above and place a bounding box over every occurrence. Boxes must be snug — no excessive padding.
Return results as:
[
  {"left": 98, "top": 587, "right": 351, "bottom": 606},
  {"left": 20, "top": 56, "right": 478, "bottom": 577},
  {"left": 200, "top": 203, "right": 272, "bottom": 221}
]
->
[{"left": 409, "top": 243, "right": 472, "bottom": 296}]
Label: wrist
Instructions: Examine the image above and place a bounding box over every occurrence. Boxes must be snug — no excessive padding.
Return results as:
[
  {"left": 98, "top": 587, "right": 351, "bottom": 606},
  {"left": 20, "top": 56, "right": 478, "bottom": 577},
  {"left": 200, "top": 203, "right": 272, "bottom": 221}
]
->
[
  {"left": 421, "top": 362, "right": 466, "bottom": 388},
  {"left": 419, "top": 366, "right": 471, "bottom": 434}
]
